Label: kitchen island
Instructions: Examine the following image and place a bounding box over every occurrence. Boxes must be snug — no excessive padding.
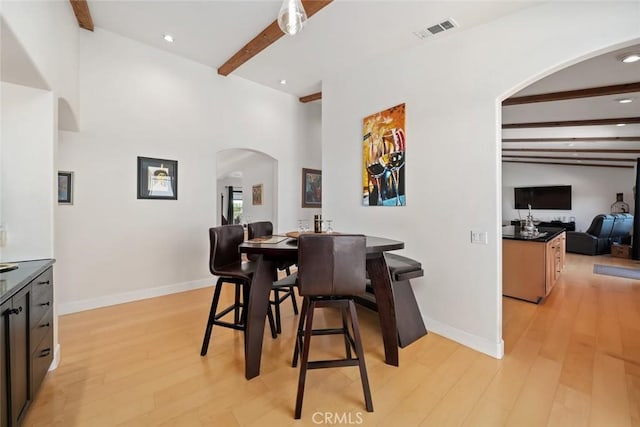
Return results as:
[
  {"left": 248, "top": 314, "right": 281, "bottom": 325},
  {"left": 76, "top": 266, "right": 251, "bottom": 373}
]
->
[{"left": 502, "top": 226, "right": 565, "bottom": 303}]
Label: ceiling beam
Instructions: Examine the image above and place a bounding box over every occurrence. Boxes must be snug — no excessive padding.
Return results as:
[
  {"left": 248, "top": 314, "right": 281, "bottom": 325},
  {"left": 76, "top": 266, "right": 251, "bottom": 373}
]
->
[
  {"left": 503, "top": 82, "right": 640, "bottom": 106},
  {"left": 502, "top": 160, "right": 633, "bottom": 169},
  {"left": 503, "top": 136, "right": 640, "bottom": 143},
  {"left": 299, "top": 92, "right": 322, "bottom": 103},
  {"left": 503, "top": 148, "right": 640, "bottom": 153},
  {"left": 217, "top": 0, "right": 333, "bottom": 76},
  {"left": 503, "top": 117, "right": 640, "bottom": 129},
  {"left": 69, "top": 0, "right": 94, "bottom": 31},
  {"left": 502, "top": 155, "right": 636, "bottom": 162}
]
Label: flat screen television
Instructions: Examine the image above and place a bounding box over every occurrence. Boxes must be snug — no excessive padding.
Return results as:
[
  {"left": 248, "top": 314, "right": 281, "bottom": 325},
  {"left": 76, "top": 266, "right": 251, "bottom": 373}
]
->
[{"left": 514, "top": 185, "right": 572, "bottom": 210}]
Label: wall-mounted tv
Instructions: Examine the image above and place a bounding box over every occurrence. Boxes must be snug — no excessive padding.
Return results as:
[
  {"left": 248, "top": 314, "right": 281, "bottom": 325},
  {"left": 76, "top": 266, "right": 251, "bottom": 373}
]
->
[{"left": 514, "top": 185, "right": 572, "bottom": 210}]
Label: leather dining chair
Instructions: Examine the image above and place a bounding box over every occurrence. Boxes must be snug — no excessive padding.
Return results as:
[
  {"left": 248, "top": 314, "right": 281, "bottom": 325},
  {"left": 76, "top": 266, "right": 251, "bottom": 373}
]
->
[
  {"left": 200, "top": 224, "right": 277, "bottom": 357},
  {"left": 291, "top": 234, "right": 373, "bottom": 419},
  {"left": 247, "top": 221, "right": 299, "bottom": 334}
]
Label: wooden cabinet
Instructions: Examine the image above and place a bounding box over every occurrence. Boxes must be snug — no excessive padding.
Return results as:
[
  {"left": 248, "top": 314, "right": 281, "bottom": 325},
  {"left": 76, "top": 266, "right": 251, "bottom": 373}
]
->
[
  {"left": 503, "top": 231, "right": 565, "bottom": 303},
  {"left": 1, "top": 262, "right": 54, "bottom": 426}
]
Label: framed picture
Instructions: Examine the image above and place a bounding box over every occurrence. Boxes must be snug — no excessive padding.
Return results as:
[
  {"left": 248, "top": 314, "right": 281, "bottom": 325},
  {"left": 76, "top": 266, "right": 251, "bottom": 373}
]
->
[
  {"left": 58, "top": 171, "right": 74, "bottom": 204},
  {"left": 137, "top": 157, "right": 178, "bottom": 200},
  {"left": 302, "top": 168, "right": 322, "bottom": 208},
  {"left": 252, "top": 184, "right": 263, "bottom": 205}
]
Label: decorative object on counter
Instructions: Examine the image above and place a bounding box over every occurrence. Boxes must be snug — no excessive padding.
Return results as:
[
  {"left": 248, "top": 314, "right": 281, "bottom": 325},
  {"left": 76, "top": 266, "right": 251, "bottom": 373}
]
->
[
  {"left": 313, "top": 214, "right": 322, "bottom": 233},
  {"left": 57, "top": 171, "right": 74, "bottom": 204},
  {"left": 611, "top": 192, "right": 630, "bottom": 213},
  {"left": 521, "top": 204, "right": 538, "bottom": 237},
  {"left": 363, "top": 103, "right": 406, "bottom": 206},
  {"left": 137, "top": 157, "right": 177, "bottom": 200},
  {"left": 0, "top": 263, "right": 18, "bottom": 273},
  {"left": 301, "top": 168, "right": 321, "bottom": 208}
]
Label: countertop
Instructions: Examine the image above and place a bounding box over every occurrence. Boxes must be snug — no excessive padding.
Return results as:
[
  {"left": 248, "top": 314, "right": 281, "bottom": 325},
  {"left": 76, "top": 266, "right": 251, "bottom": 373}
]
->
[
  {"left": 0, "top": 259, "right": 55, "bottom": 305},
  {"left": 502, "top": 226, "right": 565, "bottom": 243}
]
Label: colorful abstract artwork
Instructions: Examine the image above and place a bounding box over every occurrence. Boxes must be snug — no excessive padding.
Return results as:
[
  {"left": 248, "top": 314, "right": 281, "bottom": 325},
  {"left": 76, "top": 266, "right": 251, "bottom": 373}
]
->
[{"left": 362, "top": 103, "right": 406, "bottom": 206}]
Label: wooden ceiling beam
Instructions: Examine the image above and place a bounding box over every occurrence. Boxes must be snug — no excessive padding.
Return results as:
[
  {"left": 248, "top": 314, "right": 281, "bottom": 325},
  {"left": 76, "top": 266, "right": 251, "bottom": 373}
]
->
[
  {"left": 503, "top": 82, "right": 640, "bottom": 105},
  {"left": 502, "top": 155, "right": 636, "bottom": 162},
  {"left": 503, "top": 117, "right": 640, "bottom": 129},
  {"left": 503, "top": 148, "right": 640, "bottom": 153},
  {"left": 217, "top": 0, "right": 333, "bottom": 76},
  {"left": 503, "top": 136, "right": 640, "bottom": 143},
  {"left": 299, "top": 92, "right": 322, "bottom": 103},
  {"left": 502, "top": 160, "right": 633, "bottom": 169},
  {"left": 69, "top": 0, "right": 94, "bottom": 31}
]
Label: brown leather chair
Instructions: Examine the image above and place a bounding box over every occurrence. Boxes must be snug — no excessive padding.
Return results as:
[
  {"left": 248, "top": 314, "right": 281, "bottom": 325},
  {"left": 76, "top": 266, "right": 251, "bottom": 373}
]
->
[
  {"left": 292, "top": 234, "right": 373, "bottom": 419},
  {"left": 200, "top": 225, "right": 276, "bottom": 356},
  {"left": 247, "top": 221, "right": 298, "bottom": 334}
]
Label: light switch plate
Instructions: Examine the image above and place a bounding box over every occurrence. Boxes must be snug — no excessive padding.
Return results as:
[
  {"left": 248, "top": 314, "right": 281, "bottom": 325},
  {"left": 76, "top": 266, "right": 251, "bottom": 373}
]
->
[{"left": 471, "top": 230, "right": 488, "bottom": 244}]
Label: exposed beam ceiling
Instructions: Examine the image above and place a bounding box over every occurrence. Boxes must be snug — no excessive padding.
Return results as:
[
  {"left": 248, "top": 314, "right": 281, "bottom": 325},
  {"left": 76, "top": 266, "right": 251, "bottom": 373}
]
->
[
  {"left": 503, "top": 82, "right": 640, "bottom": 106},
  {"left": 69, "top": 0, "right": 94, "bottom": 31},
  {"left": 299, "top": 92, "right": 322, "bottom": 103},
  {"left": 217, "top": 0, "right": 333, "bottom": 76},
  {"left": 503, "top": 148, "right": 640, "bottom": 153},
  {"left": 502, "top": 155, "right": 636, "bottom": 162},
  {"left": 503, "top": 117, "right": 640, "bottom": 129},
  {"left": 502, "top": 160, "right": 633, "bottom": 169},
  {"left": 503, "top": 137, "right": 640, "bottom": 143}
]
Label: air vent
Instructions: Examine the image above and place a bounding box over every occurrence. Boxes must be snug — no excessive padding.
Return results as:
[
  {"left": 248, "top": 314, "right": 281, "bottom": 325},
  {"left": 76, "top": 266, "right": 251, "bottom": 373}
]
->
[{"left": 413, "top": 19, "right": 458, "bottom": 39}]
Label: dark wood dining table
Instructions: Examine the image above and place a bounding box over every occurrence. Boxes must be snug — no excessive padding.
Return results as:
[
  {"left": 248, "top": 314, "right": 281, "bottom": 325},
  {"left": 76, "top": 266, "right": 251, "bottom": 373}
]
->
[{"left": 238, "top": 234, "right": 404, "bottom": 380}]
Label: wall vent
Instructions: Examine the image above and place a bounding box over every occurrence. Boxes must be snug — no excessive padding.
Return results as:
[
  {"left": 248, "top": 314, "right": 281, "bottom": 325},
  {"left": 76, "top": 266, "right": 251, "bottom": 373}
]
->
[{"left": 413, "top": 18, "right": 458, "bottom": 39}]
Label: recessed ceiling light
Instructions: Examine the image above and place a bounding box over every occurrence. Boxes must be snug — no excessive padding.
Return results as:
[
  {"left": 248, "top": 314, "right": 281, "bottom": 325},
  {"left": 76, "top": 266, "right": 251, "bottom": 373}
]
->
[
  {"left": 567, "top": 143, "right": 575, "bottom": 147},
  {"left": 163, "top": 34, "right": 174, "bottom": 43},
  {"left": 279, "top": 79, "right": 287, "bottom": 85},
  {"left": 619, "top": 53, "right": 640, "bottom": 63},
  {"left": 618, "top": 98, "right": 633, "bottom": 104},
  {"left": 616, "top": 123, "right": 626, "bottom": 127}
]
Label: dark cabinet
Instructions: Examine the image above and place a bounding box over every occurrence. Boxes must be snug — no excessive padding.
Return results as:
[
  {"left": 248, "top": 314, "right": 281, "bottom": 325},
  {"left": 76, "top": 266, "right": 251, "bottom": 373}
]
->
[{"left": 0, "top": 262, "right": 54, "bottom": 426}]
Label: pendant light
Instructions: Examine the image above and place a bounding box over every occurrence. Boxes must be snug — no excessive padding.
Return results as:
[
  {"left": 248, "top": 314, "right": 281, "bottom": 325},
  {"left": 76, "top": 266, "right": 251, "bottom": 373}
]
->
[{"left": 277, "top": 0, "right": 308, "bottom": 36}]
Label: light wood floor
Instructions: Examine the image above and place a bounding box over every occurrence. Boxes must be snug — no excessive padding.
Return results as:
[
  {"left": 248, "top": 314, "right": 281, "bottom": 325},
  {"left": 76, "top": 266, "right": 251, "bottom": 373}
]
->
[{"left": 24, "top": 253, "right": 640, "bottom": 426}]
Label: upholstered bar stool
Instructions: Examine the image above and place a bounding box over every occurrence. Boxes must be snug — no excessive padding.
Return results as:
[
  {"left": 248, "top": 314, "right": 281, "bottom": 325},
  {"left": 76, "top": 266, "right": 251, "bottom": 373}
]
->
[
  {"left": 200, "top": 224, "right": 276, "bottom": 357},
  {"left": 292, "top": 234, "right": 373, "bottom": 419},
  {"left": 247, "top": 221, "right": 299, "bottom": 333}
]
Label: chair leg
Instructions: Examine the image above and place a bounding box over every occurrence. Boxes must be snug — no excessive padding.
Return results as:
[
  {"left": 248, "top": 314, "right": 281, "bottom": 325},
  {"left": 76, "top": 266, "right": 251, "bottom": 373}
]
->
[
  {"left": 267, "top": 305, "right": 278, "bottom": 339},
  {"left": 341, "top": 306, "right": 353, "bottom": 359},
  {"left": 295, "top": 299, "right": 316, "bottom": 419},
  {"left": 273, "top": 289, "right": 282, "bottom": 334},
  {"left": 292, "top": 297, "right": 309, "bottom": 367},
  {"left": 234, "top": 283, "right": 241, "bottom": 325},
  {"left": 348, "top": 299, "right": 373, "bottom": 412},
  {"left": 200, "top": 280, "right": 223, "bottom": 356},
  {"left": 289, "top": 286, "right": 299, "bottom": 314}
]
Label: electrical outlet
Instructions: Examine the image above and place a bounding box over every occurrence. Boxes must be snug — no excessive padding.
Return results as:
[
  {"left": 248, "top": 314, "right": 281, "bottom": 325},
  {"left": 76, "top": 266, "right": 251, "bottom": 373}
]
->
[{"left": 471, "top": 230, "right": 488, "bottom": 244}]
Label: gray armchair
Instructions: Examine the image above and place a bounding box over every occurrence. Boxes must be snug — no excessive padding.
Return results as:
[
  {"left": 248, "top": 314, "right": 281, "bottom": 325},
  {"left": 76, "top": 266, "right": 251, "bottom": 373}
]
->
[{"left": 566, "top": 214, "right": 615, "bottom": 255}]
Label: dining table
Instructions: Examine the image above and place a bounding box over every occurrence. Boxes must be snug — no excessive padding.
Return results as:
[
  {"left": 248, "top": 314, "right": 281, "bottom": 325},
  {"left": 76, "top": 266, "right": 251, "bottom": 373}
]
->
[{"left": 238, "top": 234, "right": 404, "bottom": 380}]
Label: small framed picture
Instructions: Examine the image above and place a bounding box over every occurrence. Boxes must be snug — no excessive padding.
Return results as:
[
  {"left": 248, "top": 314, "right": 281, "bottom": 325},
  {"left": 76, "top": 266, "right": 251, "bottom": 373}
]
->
[
  {"left": 252, "top": 184, "right": 263, "bottom": 205},
  {"left": 302, "top": 168, "right": 321, "bottom": 208},
  {"left": 137, "top": 157, "right": 178, "bottom": 200},
  {"left": 58, "top": 171, "right": 74, "bottom": 204}
]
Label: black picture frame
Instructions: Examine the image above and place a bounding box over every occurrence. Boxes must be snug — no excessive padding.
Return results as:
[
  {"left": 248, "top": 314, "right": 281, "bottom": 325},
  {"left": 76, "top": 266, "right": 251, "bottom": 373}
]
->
[
  {"left": 137, "top": 157, "right": 178, "bottom": 200},
  {"left": 58, "top": 171, "right": 74, "bottom": 204},
  {"left": 302, "top": 168, "right": 322, "bottom": 208}
]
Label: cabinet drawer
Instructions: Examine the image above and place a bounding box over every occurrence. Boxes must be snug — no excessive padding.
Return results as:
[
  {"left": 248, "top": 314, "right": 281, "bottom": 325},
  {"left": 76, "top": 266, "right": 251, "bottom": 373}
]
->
[
  {"left": 30, "top": 307, "right": 53, "bottom": 350},
  {"left": 31, "top": 329, "right": 53, "bottom": 397},
  {"left": 30, "top": 267, "right": 53, "bottom": 307}
]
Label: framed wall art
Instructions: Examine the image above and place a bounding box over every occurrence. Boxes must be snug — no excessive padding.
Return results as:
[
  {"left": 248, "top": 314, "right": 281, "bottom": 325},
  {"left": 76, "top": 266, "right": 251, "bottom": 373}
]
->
[
  {"left": 252, "top": 184, "right": 263, "bottom": 206},
  {"left": 302, "top": 168, "right": 322, "bottom": 208},
  {"left": 58, "top": 171, "right": 74, "bottom": 204},
  {"left": 137, "top": 157, "right": 178, "bottom": 200}
]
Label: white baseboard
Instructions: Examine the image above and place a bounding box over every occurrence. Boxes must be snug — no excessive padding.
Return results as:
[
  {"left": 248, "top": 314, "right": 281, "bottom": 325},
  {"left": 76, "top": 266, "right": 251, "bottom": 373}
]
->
[
  {"left": 423, "top": 316, "right": 504, "bottom": 359},
  {"left": 49, "top": 343, "right": 61, "bottom": 371},
  {"left": 57, "top": 278, "right": 213, "bottom": 315}
]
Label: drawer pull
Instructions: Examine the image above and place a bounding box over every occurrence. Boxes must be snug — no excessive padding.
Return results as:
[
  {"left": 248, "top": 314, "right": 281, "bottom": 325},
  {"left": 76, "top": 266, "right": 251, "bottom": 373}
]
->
[
  {"left": 38, "top": 348, "right": 51, "bottom": 358},
  {"left": 39, "top": 322, "right": 50, "bottom": 328},
  {"left": 37, "top": 280, "right": 51, "bottom": 285},
  {"left": 7, "top": 307, "right": 21, "bottom": 315},
  {"left": 39, "top": 302, "right": 50, "bottom": 307}
]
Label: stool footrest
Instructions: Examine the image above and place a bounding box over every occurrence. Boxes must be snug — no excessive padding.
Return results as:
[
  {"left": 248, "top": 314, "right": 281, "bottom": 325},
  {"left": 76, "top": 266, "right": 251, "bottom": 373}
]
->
[{"left": 308, "top": 359, "right": 360, "bottom": 369}]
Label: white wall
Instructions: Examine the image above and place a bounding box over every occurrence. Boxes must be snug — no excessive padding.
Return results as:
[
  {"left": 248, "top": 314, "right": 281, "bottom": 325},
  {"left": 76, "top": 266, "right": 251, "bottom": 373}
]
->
[
  {"left": 502, "top": 163, "right": 635, "bottom": 232},
  {"left": 322, "top": 2, "right": 640, "bottom": 358},
  {"left": 0, "top": 82, "right": 55, "bottom": 261},
  {"left": 216, "top": 176, "right": 242, "bottom": 225},
  {"left": 296, "top": 102, "right": 322, "bottom": 223},
  {"left": 55, "top": 28, "right": 317, "bottom": 313},
  {"left": 241, "top": 154, "right": 277, "bottom": 227}
]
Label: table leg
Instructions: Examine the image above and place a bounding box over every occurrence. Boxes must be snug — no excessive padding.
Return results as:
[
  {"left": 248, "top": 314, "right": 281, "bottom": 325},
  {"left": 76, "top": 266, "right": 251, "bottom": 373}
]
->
[
  {"left": 367, "top": 254, "right": 399, "bottom": 366},
  {"left": 244, "top": 255, "right": 275, "bottom": 379}
]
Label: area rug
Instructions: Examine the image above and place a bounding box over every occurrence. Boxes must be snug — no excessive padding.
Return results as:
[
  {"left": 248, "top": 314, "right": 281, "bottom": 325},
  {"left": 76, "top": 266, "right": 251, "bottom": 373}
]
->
[{"left": 593, "top": 264, "right": 640, "bottom": 280}]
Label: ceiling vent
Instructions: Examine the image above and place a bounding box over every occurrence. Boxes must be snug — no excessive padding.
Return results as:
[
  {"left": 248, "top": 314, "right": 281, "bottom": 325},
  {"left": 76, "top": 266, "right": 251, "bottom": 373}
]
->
[{"left": 413, "top": 19, "right": 458, "bottom": 39}]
